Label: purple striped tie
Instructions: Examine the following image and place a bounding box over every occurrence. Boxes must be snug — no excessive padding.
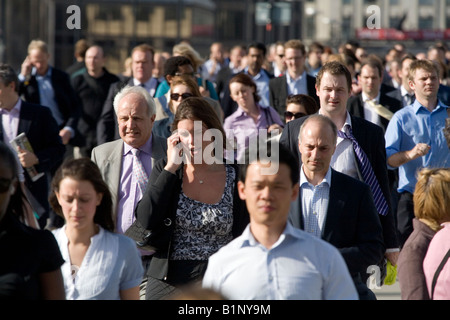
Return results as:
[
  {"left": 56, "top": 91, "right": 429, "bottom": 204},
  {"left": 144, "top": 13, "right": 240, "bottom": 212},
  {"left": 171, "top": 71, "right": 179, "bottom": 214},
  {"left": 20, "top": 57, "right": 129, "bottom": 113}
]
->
[
  {"left": 132, "top": 148, "right": 148, "bottom": 193},
  {"left": 337, "top": 126, "right": 389, "bottom": 216}
]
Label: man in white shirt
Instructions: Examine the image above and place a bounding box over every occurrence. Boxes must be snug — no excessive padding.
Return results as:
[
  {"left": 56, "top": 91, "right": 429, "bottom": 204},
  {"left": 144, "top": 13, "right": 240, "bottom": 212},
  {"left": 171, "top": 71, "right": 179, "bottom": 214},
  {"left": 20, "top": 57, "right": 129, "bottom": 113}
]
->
[{"left": 202, "top": 140, "right": 358, "bottom": 300}]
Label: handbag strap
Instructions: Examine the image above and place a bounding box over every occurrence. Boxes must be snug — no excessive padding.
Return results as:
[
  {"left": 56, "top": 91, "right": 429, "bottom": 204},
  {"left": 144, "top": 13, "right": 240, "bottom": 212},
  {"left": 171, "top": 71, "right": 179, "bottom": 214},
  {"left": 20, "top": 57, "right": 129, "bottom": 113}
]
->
[{"left": 431, "top": 248, "right": 450, "bottom": 299}]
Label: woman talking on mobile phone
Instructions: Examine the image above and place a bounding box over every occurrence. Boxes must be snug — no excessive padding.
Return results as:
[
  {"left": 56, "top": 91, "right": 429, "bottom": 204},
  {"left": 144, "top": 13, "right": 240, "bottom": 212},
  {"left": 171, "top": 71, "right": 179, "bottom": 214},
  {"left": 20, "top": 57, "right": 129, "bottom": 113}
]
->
[{"left": 135, "top": 97, "right": 249, "bottom": 300}]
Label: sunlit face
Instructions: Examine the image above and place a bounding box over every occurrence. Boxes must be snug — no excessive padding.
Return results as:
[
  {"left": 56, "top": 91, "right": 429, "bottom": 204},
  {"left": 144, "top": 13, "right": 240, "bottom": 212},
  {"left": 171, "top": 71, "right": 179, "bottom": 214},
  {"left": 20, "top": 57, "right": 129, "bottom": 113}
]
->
[
  {"left": 55, "top": 177, "right": 102, "bottom": 230},
  {"left": 28, "top": 49, "right": 49, "bottom": 75},
  {"left": 229, "top": 82, "right": 255, "bottom": 109},
  {"left": 85, "top": 46, "right": 105, "bottom": 75},
  {"left": 176, "top": 119, "right": 210, "bottom": 160},
  {"left": 359, "top": 65, "right": 381, "bottom": 98},
  {"left": 409, "top": 68, "right": 439, "bottom": 102},
  {"left": 316, "top": 72, "right": 350, "bottom": 116},
  {"left": 399, "top": 58, "right": 414, "bottom": 88},
  {"left": 132, "top": 50, "right": 154, "bottom": 83},
  {"left": 285, "top": 48, "right": 305, "bottom": 77},
  {"left": 238, "top": 162, "right": 298, "bottom": 228},
  {"left": 117, "top": 93, "right": 155, "bottom": 148},
  {"left": 247, "top": 48, "right": 264, "bottom": 73},
  {"left": 299, "top": 120, "right": 336, "bottom": 177},
  {"left": 170, "top": 84, "right": 193, "bottom": 113}
]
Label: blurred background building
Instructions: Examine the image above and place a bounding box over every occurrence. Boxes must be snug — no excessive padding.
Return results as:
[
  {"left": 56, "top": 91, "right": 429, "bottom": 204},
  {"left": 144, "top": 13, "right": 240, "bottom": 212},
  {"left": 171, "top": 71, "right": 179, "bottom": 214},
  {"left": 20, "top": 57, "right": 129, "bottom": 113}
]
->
[{"left": 0, "top": 0, "right": 449, "bottom": 74}]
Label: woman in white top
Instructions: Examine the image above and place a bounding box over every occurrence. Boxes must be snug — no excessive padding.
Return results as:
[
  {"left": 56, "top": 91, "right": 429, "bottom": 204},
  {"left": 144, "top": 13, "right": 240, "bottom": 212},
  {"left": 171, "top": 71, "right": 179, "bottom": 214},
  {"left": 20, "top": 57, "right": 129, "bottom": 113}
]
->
[{"left": 49, "top": 158, "right": 144, "bottom": 300}]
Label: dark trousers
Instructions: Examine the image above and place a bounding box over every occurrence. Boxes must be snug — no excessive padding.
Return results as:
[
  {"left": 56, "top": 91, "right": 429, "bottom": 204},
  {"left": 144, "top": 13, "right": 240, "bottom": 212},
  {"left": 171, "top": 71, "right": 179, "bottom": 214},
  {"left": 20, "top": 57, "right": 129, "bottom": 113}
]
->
[{"left": 397, "top": 191, "right": 414, "bottom": 248}]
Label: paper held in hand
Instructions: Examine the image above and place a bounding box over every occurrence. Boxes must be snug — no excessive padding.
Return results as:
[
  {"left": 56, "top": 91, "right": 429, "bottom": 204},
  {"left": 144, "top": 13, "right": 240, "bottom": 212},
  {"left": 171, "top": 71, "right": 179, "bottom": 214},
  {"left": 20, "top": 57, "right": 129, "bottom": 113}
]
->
[{"left": 10, "top": 132, "right": 45, "bottom": 182}]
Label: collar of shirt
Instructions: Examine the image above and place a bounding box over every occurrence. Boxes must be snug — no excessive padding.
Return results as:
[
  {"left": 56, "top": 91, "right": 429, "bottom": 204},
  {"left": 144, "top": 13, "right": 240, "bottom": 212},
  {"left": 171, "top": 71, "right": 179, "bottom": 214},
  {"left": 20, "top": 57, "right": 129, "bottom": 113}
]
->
[
  {"left": 0, "top": 98, "right": 21, "bottom": 116},
  {"left": 286, "top": 70, "right": 306, "bottom": 84},
  {"left": 123, "top": 135, "right": 153, "bottom": 157},
  {"left": 238, "top": 222, "right": 307, "bottom": 250},
  {"left": 244, "top": 67, "right": 267, "bottom": 82},
  {"left": 412, "top": 99, "right": 447, "bottom": 115},
  {"left": 32, "top": 66, "right": 52, "bottom": 79},
  {"left": 234, "top": 103, "right": 263, "bottom": 120},
  {"left": 400, "top": 85, "right": 412, "bottom": 97},
  {"left": 361, "top": 91, "right": 380, "bottom": 104},
  {"left": 300, "top": 164, "right": 332, "bottom": 188}
]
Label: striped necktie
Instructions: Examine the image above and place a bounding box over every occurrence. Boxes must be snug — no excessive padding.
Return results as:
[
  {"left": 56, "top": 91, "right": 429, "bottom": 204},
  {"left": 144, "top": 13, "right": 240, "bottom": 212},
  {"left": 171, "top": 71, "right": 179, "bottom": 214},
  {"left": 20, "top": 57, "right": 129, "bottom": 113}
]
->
[
  {"left": 337, "top": 126, "right": 389, "bottom": 216},
  {"left": 132, "top": 148, "right": 148, "bottom": 193}
]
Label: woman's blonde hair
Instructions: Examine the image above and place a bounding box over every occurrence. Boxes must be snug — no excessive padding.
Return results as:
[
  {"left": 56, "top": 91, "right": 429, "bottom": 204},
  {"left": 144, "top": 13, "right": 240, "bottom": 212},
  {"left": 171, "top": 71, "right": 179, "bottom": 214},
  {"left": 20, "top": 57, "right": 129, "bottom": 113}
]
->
[
  {"left": 413, "top": 168, "right": 450, "bottom": 231},
  {"left": 173, "top": 42, "right": 204, "bottom": 72}
]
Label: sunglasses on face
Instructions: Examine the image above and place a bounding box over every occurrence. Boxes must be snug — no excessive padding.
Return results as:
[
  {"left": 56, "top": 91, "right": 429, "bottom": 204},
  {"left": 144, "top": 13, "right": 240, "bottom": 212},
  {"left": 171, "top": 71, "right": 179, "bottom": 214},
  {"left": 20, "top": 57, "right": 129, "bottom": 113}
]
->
[
  {"left": 0, "top": 178, "right": 13, "bottom": 194},
  {"left": 170, "top": 93, "right": 194, "bottom": 101},
  {"left": 284, "top": 111, "right": 306, "bottom": 119}
]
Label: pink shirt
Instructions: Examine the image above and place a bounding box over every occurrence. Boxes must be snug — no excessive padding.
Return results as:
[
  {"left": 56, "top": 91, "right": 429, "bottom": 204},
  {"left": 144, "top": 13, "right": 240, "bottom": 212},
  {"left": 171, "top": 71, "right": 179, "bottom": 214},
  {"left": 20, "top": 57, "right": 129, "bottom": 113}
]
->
[{"left": 423, "top": 222, "right": 450, "bottom": 299}]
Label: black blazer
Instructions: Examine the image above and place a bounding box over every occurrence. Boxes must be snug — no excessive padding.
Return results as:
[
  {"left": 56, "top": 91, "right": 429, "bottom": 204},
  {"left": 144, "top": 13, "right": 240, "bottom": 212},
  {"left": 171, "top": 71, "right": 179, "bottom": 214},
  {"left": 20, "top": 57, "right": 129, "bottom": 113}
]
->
[
  {"left": 280, "top": 114, "right": 399, "bottom": 250},
  {"left": 346, "top": 92, "right": 402, "bottom": 132},
  {"left": 19, "top": 67, "right": 81, "bottom": 144},
  {"left": 268, "top": 73, "right": 319, "bottom": 119},
  {"left": 135, "top": 158, "right": 249, "bottom": 281},
  {"left": 0, "top": 101, "right": 65, "bottom": 217},
  {"left": 289, "top": 168, "right": 385, "bottom": 277}
]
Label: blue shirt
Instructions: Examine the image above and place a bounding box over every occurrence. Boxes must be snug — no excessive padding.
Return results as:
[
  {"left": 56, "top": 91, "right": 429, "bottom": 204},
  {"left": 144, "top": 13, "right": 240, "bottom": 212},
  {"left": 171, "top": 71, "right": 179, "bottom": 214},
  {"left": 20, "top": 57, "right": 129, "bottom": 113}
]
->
[
  {"left": 300, "top": 166, "right": 331, "bottom": 238},
  {"left": 202, "top": 223, "right": 358, "bottom": 300},
  {"left": 385, "top": 100, "right": 449, "bottom": 194},
  {"left": 244, "top": 67, "right": 271, "bottom": 107}
]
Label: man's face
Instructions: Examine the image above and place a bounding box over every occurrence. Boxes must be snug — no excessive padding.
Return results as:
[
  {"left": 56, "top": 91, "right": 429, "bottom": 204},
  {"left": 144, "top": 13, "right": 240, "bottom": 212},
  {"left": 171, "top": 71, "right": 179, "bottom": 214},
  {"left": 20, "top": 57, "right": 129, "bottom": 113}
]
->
[
  {"left": 28, "top": 49, "right": 49, "bottom": 75},
  {"left": 0, "top": 81, "right": 15, "bottom": 109},
  {"left": 409, "top": 68, "right": 439, "bottom": 102},
  {"left": 284, "top": 48, "right": 305, "bottom": 77},
  {"left": 274, "top": 45, "right": 286, "bottom": 70},
  {"left": 316, "top": 72, "right": 350, "bottom": 116},
  {"left": 399, "top": 58, "right": 413, "bottom": 89},
  {"left": 117, "top": 93, "right": 154, "bottom": 148},
  {"left": 358, "top": 65, "right": 381, "bottom": 99},
  {"left": 299, "top": 120, "right": 336, "bottom": 177},
  {"left": 247, "top": 48, "right": 264, "bottom": 73},
  {"left": 84, "top": 46, "right": 105, "bottom": 75},
  {"left": 132, "top": 50, "right": 154, "bottom": 83},
  {"left": 238, "top": 162, "right": 299, "bottom": 228}
]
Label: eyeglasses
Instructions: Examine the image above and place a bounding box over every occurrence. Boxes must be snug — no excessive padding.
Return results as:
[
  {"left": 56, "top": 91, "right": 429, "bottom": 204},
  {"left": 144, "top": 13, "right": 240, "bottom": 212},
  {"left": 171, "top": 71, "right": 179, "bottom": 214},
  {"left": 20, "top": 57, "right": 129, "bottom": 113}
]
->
[
  {"left": 0, "top": 178, "right": 13, "bottom": 193},
  {"left": 278, "top": 54, "right": 284, "bottom": 58},
  {"left": 170, "top": 93, "right": 194, "bottom": 101},
  {"left": 284, "top": 111, "right": 306, "bottom": 120}
]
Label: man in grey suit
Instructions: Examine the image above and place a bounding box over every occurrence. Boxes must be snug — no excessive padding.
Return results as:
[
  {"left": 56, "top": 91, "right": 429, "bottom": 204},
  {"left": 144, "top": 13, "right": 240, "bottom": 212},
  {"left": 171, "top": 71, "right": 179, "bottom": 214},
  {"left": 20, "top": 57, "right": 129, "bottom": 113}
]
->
[{"left": 91, "top": 85, "right": 167, "bottom": 298}]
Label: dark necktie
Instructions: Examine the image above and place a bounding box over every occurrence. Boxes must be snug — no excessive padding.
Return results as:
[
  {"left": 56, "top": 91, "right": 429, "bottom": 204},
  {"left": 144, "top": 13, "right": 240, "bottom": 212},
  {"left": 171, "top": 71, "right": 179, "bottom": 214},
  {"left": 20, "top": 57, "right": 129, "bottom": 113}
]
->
[{"left": 337, "top": 126, "right": 389, "bottom": 216}]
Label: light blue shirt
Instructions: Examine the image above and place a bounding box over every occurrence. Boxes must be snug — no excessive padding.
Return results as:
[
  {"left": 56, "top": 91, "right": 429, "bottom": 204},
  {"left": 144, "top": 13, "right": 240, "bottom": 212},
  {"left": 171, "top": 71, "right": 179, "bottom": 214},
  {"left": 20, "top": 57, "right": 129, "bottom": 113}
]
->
[
  {"left": 385, "top": 100, "right": 449, "bottom": 194},
  {"left": 286, "top": 71, "right": 308, "bottom": 96},
  {"left": 244, "top": 67, "right": 271, "bottom": 107},
  {"left": 202, "top": 222, "right": 358, "bottom": 300},
  {"left": 300, "top": 166, "right": 331, "bottom": 238}
]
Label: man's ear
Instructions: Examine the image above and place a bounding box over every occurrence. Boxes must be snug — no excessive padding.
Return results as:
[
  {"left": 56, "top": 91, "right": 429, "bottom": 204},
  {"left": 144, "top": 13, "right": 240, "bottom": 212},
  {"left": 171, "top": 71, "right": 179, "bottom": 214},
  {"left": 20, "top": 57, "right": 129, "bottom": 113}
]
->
[{"left": 237, "top": 181, "right": 246, "bottom": 200}]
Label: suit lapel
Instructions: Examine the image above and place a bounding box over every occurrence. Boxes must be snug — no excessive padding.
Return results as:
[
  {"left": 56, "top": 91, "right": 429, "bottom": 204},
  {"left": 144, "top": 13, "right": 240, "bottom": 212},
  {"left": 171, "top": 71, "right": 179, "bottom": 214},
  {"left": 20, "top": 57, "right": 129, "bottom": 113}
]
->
[
  {"left": 321, "top": 170, "right": 346, "bottom": 241},
  {"left": 17, "top": 102, "right": 32, "bottom": 136}
]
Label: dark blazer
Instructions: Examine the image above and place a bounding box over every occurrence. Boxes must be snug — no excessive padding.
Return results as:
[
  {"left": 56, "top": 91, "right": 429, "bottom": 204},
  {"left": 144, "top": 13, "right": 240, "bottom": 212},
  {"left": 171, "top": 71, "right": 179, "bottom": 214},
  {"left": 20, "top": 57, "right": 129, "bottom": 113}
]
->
[
  {"left": 269, "top": 73, "right": 319, "bottom": 119},
  {"left": 289, "top": 168, "right": 385, "bottom": 278},
  {"left": 97, "top": 77, "right": 161, "bottom": 145},
  {"left": 0, "top": 101, "right": 65, "bottom": 222},
  {"left": 346, "top": 92, "right": 402, "bottom": 132},
  {"left": 135, "top": 158, "right": 249, "bottom": 281},
  {"left": 438, "top": 84, "right": 450, "bottom": 106},
  {"left": 19, "top": 67, "right": 82, "bottom": 145},
  {"left": 280, "top": 114, "right": 399, "bottom": 250}
]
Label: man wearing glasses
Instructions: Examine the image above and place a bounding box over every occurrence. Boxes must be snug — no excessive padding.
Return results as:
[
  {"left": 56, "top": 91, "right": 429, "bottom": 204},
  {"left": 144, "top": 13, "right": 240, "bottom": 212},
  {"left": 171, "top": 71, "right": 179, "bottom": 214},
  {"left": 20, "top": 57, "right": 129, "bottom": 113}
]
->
[{"left": 269, "top": 39, "right": 319, "bottom": 119}]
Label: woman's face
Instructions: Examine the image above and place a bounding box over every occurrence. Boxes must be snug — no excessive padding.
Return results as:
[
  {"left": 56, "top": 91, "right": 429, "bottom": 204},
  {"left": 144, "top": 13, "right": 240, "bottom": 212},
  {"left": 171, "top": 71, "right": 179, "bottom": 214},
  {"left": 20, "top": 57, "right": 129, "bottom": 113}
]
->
[
  {"left": 229, "top": 82, "right": 255, "bottom": 109},
  {"left": 176, "top": 119, "right": 211, "bottom": 161},
  {"left": 170, "top": 84, "right": 193, "bottom": 113},
  {"left": 0, "top": 160, "right": 15, "bottom": 222},
  {"left": 55, "top": 177, "right": 102, "bottom": 230}
]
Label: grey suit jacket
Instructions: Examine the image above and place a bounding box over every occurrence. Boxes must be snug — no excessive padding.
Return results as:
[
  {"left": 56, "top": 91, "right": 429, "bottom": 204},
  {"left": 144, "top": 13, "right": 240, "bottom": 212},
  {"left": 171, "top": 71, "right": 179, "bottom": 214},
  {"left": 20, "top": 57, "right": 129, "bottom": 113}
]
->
[{"left": 91, "top": 134, "right": 167, "bottom": 229}]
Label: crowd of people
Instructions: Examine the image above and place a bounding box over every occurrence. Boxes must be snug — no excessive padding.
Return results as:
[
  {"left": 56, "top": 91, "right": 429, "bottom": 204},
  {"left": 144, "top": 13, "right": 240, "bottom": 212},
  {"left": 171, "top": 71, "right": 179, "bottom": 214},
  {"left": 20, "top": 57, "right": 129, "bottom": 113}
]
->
[{"left": 0, "top": 35, "right": 449, "bottom": 300}]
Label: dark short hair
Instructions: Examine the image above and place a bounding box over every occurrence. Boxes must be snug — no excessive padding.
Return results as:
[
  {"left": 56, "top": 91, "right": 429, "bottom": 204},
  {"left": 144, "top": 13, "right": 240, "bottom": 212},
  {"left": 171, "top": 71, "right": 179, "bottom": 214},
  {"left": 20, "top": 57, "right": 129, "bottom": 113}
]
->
[
  {"left": 163, "top": 56, "right": 193, "bottom": 77},
  {"left": 316, "top": 61, "right": 352, "bottom": 93},
  {"left": 247, "top": 42, "right": 267, "bottom": 57},
  {"left": 49, "top": 158, "right": 115, "bottom": 232},
  {"left": 239, "top": 140, "right": 299, "bottom": 186},
  {"left": 0, "top": 63, "right": 19, "bottom": 93}
]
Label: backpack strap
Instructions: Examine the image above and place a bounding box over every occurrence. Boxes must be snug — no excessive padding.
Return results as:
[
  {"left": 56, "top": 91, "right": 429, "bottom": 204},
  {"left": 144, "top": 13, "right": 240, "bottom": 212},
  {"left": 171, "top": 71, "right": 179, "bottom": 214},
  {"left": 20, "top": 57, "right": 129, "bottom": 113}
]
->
[{"left": 431, "top": 248, "right": 450, "bottom": 299}]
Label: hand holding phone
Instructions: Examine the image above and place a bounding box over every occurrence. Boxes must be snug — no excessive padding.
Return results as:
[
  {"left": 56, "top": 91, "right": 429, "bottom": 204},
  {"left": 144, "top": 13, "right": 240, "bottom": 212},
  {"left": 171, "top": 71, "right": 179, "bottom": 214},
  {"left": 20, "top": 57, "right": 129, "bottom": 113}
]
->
[
  {"left": 164, "top": 132, "right": 184, "bottom": 173},
  {"left": 21, "top": 56, "right": 33, "bottom": 78}
]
